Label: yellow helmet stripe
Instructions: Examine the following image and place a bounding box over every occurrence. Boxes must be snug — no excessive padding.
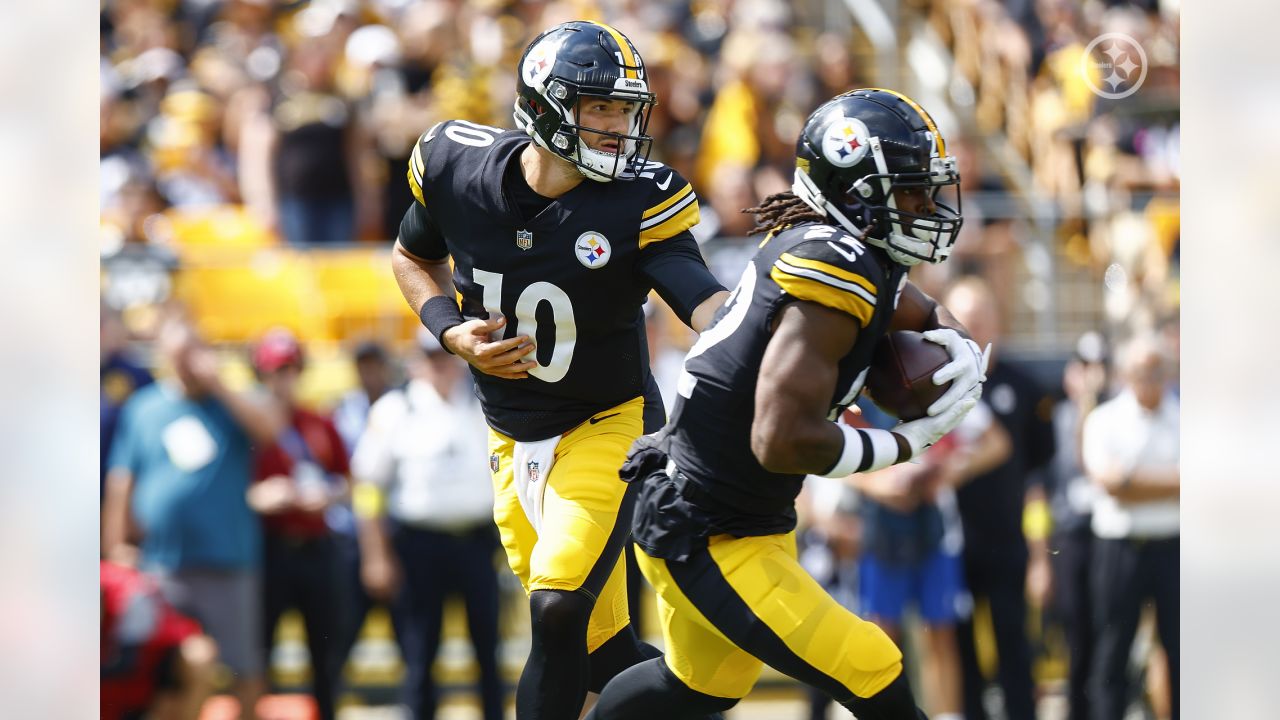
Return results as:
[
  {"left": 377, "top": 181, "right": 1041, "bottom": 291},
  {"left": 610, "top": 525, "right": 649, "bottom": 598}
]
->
[
  {"left": 861, "top": 87, "right": 947, "bottom": 157},
  {"left": 593, "top": 22, "right": 638, "bottom": 79}
]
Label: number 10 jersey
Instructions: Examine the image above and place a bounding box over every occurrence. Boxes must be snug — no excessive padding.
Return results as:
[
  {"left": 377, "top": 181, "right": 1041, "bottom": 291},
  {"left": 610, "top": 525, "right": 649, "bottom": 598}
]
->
[{"left": 400, "top": 120, "right": 722, "bottom": 441}]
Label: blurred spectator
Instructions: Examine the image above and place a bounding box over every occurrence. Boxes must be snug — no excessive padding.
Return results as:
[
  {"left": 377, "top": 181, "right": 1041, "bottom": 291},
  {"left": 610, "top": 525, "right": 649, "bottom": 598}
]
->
[
  {"left": 1082, "top": 334, "right": 1179, "bottom": 720},
  {"left": 103, "top": 314, "right": 285, "bottom": 719},
  {"left": 352, "top": 331, "right": 504, "bottom": 720},
  {"left": 149, "top": 86, "right": 240, "bottom": 208},
  {"left": 333, "top": 341, "right": 396, "bottom": 456},
  {"left": 700, "top": 161, "right": 758, "bottom": 239},
  {"left": 99, "top": 173, "right": 180, "bottom": 339},
  {"left": 850, "top": 401, "right": 1010, "bottom": 720},
  {"left": 330, "top": 340, "right": 396, "bottom": 679},
  {"left": 102, "top": 560, "right": 219, "bottom": 720},
  {"left": 238, "top": 27, "right": 376, "bottom": 246},
  {"left": 101, "top": 305, "right": 154, "bottom": 497},
  {"left": 944, "top": 277, "right": 1055, "bottom": 720},
  {"left": 1047, "top": 331, "right": 1110, "bottom": 720},
  {"left": 246, "top": 329, "right": 350, "bottom": 720},
  {"left": 695, "top": 29, "right": 806, "bottom": 197}
]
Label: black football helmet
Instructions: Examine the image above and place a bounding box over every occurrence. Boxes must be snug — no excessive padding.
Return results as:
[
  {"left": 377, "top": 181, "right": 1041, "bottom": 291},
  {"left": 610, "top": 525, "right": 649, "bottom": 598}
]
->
[
  {"left": 793, "top": 89, "right": 963, "bottom": 266},
  {"left": 513, "top": 21, "right": 655, "bottom": 182}
]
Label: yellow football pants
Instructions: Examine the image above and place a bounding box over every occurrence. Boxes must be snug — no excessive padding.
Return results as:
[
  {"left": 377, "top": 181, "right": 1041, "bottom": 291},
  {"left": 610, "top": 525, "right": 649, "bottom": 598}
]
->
[
  {"left": 636, "top": 530, "right": 905, "bottom": 700},
  {"left": 488, "top": 396, "right": 644, "bottom": 653}
]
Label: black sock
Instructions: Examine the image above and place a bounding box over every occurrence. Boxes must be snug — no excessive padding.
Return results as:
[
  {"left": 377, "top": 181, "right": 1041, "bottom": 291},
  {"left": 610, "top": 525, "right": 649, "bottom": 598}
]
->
[
  {"left": 585, "top": 657, "right": 738, "bottom": 720},
  {"left": 516, "top": 589, "right": 594, "bottom": 720},
  {"left": 838, "top": 673, "right": 929, "bottom": 720},
  {"left": 587, "top": 624, "right": 661, "bottom": 693}
]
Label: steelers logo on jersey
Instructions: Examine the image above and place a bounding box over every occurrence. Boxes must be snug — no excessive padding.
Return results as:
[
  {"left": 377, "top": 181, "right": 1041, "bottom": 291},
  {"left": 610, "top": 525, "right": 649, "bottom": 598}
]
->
[
  {"left": 575, "top": 231, "right": 612, "bottom": 269},
  {"left": 821, "top": 117, "right": 871, "bottom": 168}
]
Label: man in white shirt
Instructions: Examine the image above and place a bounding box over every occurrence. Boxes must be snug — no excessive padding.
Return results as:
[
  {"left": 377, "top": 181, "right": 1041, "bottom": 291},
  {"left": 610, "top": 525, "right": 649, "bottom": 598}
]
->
[
  {"left": 1081, "top": 334, "right": 1179, "bottom": 720},
  {"left": 351, "top": 332, "right": 503, "bottom": 720}
]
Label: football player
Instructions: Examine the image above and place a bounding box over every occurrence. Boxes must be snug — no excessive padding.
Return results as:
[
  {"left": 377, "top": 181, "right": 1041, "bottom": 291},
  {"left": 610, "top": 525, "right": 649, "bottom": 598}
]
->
[
  {"left": 387, "top": 21, "right": 729, "bottom": 720},
  {"left": 584, "top": 89, "right": 993, "bottom": 720}
]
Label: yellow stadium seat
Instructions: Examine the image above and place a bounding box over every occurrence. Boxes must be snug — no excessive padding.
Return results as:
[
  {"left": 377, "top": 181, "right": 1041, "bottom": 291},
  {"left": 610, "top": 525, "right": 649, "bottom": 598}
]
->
[
  {"left": 173, "top": 250, "right": 327, "bottom": 344},
  {"left": 304, "top": 248, "right": 419, "bottom": 344},
  {"left": 164, "top": 205, "right": 279, "bottom": 260}
]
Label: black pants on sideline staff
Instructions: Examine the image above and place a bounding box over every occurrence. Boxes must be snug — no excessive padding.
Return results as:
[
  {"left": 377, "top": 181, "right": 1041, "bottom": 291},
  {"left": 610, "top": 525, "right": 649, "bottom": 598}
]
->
[
  {"left": 391, "top": 521, "right": 504, "bottom": 720},
  {"left": 956, "top": 547, "right": 1037, "bottom": 720},
  {"left": 1088, "top": 536, "right": 1179, "bottom": 720},
  {"left": 262, "top": 533, "right": 342, "bottom": 720},
  {"left": 1049, "top": 522, "right": 1094, "bottom": 720}
]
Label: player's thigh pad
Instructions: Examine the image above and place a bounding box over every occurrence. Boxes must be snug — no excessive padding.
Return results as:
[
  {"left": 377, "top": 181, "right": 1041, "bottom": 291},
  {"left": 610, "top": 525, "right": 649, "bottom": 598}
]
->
[
  {"left": 490, "top": 396, "right": 645, "bottom": 651},
  {"left": 665, "top": 532, "right": 905, "bottom": 700},
  {"left": 635, "top": 546, "right": 765, "bottom": 699},
  {"left": 489, "top": 429, "right": 538, "bottom": 591}
]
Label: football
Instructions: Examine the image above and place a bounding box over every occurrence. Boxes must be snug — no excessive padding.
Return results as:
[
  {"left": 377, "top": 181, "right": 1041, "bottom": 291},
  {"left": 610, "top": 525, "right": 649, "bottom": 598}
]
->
[{"left": 863, "top": 331, "right": 953, "bottom": 421}]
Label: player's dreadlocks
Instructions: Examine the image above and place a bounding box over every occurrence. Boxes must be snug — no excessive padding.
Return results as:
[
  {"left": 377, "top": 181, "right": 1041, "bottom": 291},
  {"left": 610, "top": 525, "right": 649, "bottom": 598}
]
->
[{"left": 742, "top": 191, "right": 827, "bottom": 236}]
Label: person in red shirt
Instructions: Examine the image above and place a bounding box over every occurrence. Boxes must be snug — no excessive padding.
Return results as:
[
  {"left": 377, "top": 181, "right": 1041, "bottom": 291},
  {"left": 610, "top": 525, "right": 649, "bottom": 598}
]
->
[
  {"left": 247, "top": 329, "right": 350, "bottom": 720},
  {"left": 101, "top": 560, "right": 218, "bottom": 720}
]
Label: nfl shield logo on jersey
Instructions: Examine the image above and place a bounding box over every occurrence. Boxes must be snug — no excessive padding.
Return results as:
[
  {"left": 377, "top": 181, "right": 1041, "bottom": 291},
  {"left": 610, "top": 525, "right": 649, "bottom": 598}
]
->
[
  {"left": 516, "top": 229, "right": 534, "bottom": 250},
  {"left": 527, "top": 461, "right": 541, "bottom": 484},
  {"left": 490, "top": 452, "right": 500, "bottom": 474}
]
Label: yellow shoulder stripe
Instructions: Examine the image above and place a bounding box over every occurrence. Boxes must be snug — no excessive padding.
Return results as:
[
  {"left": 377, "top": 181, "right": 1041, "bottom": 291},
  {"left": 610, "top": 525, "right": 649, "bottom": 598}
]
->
[
  {"left": 594, "top": 22, "right": 638, "bottom": 79},
  {"left": 639, "top": 199, "right": 699, "bottom": 249},
  {"left": 407, "top": 166, "right": 424, "bottom": 206},
  {"left": 643, "top": 181, "right": 693, "bottom": 219},
  {"left": 411, "top": 142, "right": 425, "bottom": 178},
  {"left": 777, "top": 252, "right": 877, "bottom": 296},
  {"left": 770, "top": 266, "right": 874, "bottom": 327},
  {"left": 407, "top": 142, "right": 426, "bottom": 206}
]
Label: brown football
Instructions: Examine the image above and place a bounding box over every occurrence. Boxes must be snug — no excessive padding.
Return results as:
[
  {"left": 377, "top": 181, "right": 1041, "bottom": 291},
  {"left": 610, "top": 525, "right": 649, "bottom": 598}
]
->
[{"left": 863, "top": 331, "right": 953, "bottom": 421}]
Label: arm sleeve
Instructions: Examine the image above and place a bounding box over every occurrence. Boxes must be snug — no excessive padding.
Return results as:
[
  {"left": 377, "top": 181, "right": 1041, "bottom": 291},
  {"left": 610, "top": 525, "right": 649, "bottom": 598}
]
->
[
  {"left": 637, "top": 231, "right": 725, "bottom": 328},
  {"left": 397, "top": 201, "right": 448, "bottom": 261}
]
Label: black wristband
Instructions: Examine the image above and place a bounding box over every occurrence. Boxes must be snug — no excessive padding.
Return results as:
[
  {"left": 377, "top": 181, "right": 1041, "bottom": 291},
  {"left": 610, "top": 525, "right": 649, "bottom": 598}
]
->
[{"left": 418, "top": 296, "right": 465, "bottom": 354}]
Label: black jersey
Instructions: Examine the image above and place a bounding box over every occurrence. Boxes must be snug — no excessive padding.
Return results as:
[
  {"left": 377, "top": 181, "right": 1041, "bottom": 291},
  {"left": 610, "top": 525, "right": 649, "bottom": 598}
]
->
[
  {"left": 665, "top": 222, "right": 908, "bottom": 535},
  {"left": 400, "top": 120, "right": 722, "bottom": 441}
]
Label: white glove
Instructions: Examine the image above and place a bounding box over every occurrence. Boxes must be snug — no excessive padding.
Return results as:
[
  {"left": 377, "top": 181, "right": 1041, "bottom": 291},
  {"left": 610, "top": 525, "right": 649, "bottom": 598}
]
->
[
  {"left": 893, "top": 383, "right": 981, "bottom": 458},
  {"left": 922, "top": 328, "right": 992, "bottom": 416}
]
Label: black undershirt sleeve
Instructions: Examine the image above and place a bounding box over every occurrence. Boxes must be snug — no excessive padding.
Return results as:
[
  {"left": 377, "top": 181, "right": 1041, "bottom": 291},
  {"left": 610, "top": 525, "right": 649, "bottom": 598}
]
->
[
  {"left": 637, "top": 232, "right": 726, "bottom": 328},
  {"left": 397, "top": 201, "right": 448, "bottom": 260}
]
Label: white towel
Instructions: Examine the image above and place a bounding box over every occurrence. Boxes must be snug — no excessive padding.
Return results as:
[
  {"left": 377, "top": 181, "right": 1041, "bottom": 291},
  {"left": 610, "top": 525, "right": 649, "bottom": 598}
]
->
[{"left": 512, "top": 435, "right": 561, "bottom": 535}]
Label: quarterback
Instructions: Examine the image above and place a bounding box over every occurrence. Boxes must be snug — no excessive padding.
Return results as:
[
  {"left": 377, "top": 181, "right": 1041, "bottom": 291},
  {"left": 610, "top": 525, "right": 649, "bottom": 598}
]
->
[
  {"left": 586, "top": 90, "right": 991, "bottom": 720},
  {"left": 386, "top": 20, "right": 728, "bottom": 720}
]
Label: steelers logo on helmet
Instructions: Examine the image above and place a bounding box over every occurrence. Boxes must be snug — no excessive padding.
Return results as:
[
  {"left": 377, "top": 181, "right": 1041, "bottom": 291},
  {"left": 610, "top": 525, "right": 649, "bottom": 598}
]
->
[
  {"left": 521, "top": 36, "right": 562, "bottom": 90},
  {"left": 821, "top": 117, "right": 871, "bottom": 168},
  {"left": 575, "top": 231, "right": 611, "bottom": 269}
]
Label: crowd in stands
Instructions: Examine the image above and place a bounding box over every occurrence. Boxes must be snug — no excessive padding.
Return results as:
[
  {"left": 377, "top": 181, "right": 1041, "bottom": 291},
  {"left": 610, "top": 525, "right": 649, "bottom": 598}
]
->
[{"left": 101, "top": 1, "right": 1179, "bottom": 718}]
